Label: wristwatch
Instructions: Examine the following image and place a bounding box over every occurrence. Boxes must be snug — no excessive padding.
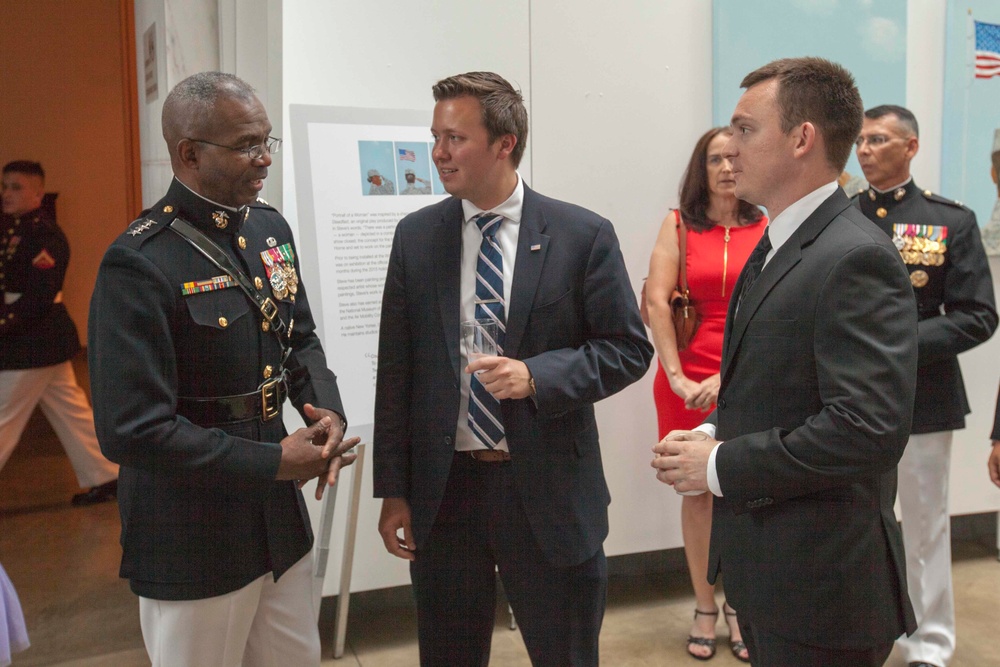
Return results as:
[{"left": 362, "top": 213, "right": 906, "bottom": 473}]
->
[{"left": 528, "top": 376, "right": 537, "bottom": 396}]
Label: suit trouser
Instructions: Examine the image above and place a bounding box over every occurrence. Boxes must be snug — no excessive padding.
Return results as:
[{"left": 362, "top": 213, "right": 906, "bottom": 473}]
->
[
  {"left": 738, "top": 616, "right": 893, "bottom": 667},
  {"left": 0, "top": 362, "right": 117, "bottom": 488},
  {"left": 139, "top": 551, "right": 320, "bottom": 667},
  {"left": 410, "top": 453, "right": 607, "bottom": 667},
  {"left": 895, "top": 431, "right": 954, "bottom": 666}
]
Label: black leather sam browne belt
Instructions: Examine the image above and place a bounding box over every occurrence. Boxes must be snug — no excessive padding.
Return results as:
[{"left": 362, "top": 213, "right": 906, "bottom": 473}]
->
[{"left": 169, "top": 217, "right": 293, "bottom": 424}]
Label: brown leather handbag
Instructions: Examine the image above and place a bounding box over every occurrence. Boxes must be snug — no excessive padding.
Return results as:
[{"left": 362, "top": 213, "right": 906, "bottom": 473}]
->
[{"left": 670, "top": 211, "right": 699, "bottom": 350}]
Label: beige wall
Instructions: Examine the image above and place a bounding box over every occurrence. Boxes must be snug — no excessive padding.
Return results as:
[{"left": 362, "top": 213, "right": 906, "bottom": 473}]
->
[{"left": 0, "top": 0, "right": 137, "bottom": 342}]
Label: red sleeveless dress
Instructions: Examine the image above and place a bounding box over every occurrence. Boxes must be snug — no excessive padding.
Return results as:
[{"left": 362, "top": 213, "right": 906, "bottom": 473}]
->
[{"left": 653, "top": 213, "right": 767, "bottom": 438}]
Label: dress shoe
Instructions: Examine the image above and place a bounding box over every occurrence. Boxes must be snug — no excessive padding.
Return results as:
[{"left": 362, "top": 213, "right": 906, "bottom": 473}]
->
[
  {"left": 908, "top": 662, "right": 940, "bottom": 667},
  {"left": 71, "top": 479, "right": 118, "bottom": 507}
]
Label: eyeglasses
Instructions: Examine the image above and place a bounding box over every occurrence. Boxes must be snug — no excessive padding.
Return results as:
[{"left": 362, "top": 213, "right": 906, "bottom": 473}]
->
[
  {"left": 854, "top": 135, "right": 902, "bottom": 149},
  {"left": 188, "top": 137, "right": 282, "bottom": 160}
]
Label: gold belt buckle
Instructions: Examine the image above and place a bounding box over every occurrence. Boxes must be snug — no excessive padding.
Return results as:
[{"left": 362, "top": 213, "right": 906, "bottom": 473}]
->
[{"left": 260, "top": 377, "right": 282, "bottom": 421}]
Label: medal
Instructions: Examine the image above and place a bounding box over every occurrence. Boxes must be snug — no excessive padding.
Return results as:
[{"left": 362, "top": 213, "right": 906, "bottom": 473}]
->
[{"left": 260, "top": 243, "right": 297, "bottom": 300}]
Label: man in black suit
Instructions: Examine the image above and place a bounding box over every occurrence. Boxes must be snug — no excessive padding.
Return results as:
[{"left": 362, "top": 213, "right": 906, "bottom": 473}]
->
[
  {"left": 373, "top": 71, "right": 652, "bottom": 666},
  {"left": 89, "top": 72, "right": 357, "bottom": 666},
  {"left": 651, "top": 58, "right": 919, "bottom": 666},
  {"left": 0, "top": 160, "right": 118, "bottom": 506},
  {"left": 854, "top": 105, "right": 996, "bottom": 667}
]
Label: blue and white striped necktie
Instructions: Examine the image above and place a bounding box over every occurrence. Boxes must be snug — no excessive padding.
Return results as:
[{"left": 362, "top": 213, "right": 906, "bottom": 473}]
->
[{"left": 468, "top": 212, "right": 506, "bottom": 449}]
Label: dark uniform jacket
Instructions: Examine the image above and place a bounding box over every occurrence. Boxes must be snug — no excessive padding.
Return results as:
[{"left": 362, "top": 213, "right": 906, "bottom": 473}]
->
[
  {"left": 88, "top": 178, "right": 344, "bottom": 600},
  {"left": 855, "top": 180, "right": 997, "bottom": 434},
  {"left": 0, "top": 206, "right": 81, "bottom": 369}
]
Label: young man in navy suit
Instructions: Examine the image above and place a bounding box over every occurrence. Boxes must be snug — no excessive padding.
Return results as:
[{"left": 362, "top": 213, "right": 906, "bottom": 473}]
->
[
  {"left": 374, "top": 71, "right": 652, "bottom": 666},
  {"left": 652, "top": 58, "right": 919, "bottom": 666}
]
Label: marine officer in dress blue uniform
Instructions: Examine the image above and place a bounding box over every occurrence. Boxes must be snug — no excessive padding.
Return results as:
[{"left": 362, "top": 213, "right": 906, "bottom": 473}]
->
[
  {"left": 854, "top": 105, "right": 997, "bottom": 667},
  {"left": 88, "top": 72, "right": 358, "bottom": 667},
  {"left": 0, "top": 160, "right": 118, "bottom": 506}
]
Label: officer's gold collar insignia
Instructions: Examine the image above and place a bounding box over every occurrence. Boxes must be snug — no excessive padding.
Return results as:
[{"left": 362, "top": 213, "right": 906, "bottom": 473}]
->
[{"left": 212, "top": 210, "right": 229, "bottom": 229}]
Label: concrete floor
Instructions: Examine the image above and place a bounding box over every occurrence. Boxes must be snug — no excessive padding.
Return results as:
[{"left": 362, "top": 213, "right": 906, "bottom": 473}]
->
[{"left": 1, "top": 360, "right": 998, "bottom": 665}]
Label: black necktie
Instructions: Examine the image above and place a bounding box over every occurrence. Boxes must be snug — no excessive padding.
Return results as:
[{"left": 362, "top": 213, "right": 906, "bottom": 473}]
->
[{"left": 736, "top": 227, "right": 772, "bottom": 308}]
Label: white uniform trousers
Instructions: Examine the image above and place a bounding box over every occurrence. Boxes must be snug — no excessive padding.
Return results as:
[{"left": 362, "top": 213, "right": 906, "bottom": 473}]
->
[
  {"left": 139, "top": 551, "right": 321, "bottom": 667},
  {"left": 895, "top": 431, "right": 955, "bottom": 667},
  {"left": 0, "top": 361, "right": 117, "bottom": 488}
]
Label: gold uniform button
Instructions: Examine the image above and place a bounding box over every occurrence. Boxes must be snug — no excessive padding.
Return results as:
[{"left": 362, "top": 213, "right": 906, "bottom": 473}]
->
[
  {"left": 163, "top": 205, "right": 174, "bottom": 213},
  {"left": 238, "top": 236, "right": 247, "bottom": 250},
  {"left": 254, "top": 276, "right": 263, "bottom": 289},
  {"left": 876, "top": 207, "right": 887, "bottom": 218},
  {"left": 218, "top": 317, "right": 228, "bottom": 328},
  {"left": 262, "top": 320, "right": 271, "bottom": 332},
  {"left": 910, "top": 270, "right": 929, "bottom": 288},
  {"left": 263, "top": 365, "right": 273, "bottom": 379}
]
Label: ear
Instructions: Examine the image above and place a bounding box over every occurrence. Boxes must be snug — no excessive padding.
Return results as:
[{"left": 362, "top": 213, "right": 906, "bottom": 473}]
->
[
  {"left": 905, "top": 135, "right": 919, "bottom": 161},
  {"left": 791, "top": 122, "right": 817, "bottom": 159},
  {"left": 495, "top": 134, "right": 517, "bottom": 162},
  {"left": 991, "top": 166, "right": 997, "bottom": 186},
  {"left": 176, "top": 139, "right": 200, "bottom": 170}
]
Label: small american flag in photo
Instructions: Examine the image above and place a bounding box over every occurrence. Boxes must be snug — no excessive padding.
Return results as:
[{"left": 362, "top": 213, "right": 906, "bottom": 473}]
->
[
  {"left": 398, "top": 148, "right": 416, "bottom": 161},
  {"left": 975, "top": 20, "right": 1000, "bottom": 79}
]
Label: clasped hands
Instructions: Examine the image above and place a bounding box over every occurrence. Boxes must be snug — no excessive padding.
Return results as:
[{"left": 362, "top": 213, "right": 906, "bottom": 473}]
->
[
  {"left": 276, "top": 403, "right": 360, "bottom": 500},
  {"left": 466, "top": 355, "right": 532, "bottom": 399},
  {"left": 650, "top": 429, "right": 719, "bottom": 495}
]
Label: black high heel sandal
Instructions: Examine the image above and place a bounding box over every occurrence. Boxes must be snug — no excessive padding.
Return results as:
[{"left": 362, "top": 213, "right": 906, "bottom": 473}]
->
[
  {"left": 723, "top": 602, "right": 750, "bottom": 663},
  {"left": 686, "top": 608, "right": 719, "bottom": 661}
]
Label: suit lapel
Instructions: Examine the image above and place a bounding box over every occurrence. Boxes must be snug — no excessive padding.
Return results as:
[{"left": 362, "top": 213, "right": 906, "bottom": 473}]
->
[
  {"left": 505, "top": 186, "right": 549, "bottom": 359},
  {"left": 721, "top": 189, "right": 852, "bottom": 377},
  {"left": 435, "top": 199, "right": 464, "bottom": 380}
]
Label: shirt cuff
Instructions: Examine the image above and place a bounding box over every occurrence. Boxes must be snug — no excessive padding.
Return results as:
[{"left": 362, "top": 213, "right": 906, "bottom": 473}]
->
[
  {"left": 693, "top": 423, "right": 716, "bottom": 439},
  {"left": 707, "top": 442, "right": 724, "bottom": 497}
]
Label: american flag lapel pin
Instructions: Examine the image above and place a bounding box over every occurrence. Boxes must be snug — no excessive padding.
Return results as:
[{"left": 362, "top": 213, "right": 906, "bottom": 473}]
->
[{"left": 530, "top": 244, "right": 541, "bottom": 251}]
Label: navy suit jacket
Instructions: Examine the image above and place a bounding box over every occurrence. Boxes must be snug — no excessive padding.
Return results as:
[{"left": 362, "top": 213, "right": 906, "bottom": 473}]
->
[
  {"left": 373, "top": 185, "right": 653, "bottom": 566},
  {"left": 706, "top": 189, "right": 919, "bottom": 649}
]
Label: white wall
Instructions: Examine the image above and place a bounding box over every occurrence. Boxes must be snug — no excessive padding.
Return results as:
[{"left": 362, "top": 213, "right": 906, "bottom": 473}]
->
[{"left": 281, "top": 0, "right": 713, "bottom": 593}]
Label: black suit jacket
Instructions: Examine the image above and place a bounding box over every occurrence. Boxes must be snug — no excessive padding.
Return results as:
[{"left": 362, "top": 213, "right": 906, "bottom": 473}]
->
[
  {"left": 89, "top": 179, "right": 344, "bottom": 600},
  {"left": 373, "top": 186, "right": 652, "bottom": 567},
  {"left": 707, "top": 189, "right": 919, "bottom": 649}
]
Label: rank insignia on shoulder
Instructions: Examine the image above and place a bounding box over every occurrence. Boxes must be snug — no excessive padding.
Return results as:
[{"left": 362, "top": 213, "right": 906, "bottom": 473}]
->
[
  {"left": 128, "top": 219, "right": 158, "bottom": 237},
  {"left": 32, "top": 249, "right": 56, "bottom": 269},
  {"left": 180, "top": 275, "right": 237, "bottom": 295},
  {"left": 257, "top": 197, "right": 270, "bottom": 206},
  {"left": 892, "top": 223, "right": 948, "bottom": 266},
  {"left": 260, "top": 243, "right": 298, "bottom": 299}
]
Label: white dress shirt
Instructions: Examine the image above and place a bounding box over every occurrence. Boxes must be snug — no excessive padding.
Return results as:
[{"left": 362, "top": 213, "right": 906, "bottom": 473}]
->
[
  {"left": 454, "top": 175, "right": 524, "bottom": 452},
  {"left": 702, "top": 181, "right": 839, "bottom": 496}
]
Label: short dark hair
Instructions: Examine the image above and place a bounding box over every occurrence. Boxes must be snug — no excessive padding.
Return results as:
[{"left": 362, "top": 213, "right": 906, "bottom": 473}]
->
[
  {"left": 432, "top": 71, "right": 528, "bottom": 168},
  {"left": 3, "top": 160, "right": 45, "bottom": 181},
  {"left": 741, "top": 57, "right": 863, "bottom": 172},
  {"left": 679, "top": 127, "right": 764, "bottom": 232},
  {"left": 864, "top": 104, "right": 919, "bottom": 138}
]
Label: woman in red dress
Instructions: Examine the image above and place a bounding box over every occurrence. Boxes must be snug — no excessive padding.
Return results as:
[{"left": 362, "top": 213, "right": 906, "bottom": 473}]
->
[{"left": 645, "top": 127, "right": 766, "bottom": 662}]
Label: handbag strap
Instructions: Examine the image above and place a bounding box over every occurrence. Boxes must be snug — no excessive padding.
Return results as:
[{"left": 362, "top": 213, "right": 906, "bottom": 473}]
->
[
  {"left": 169, "top": 218, "right": 292, "bottom": 363},
  {"left": 675, "top": 209, "right": 689, "bottom": 293}
]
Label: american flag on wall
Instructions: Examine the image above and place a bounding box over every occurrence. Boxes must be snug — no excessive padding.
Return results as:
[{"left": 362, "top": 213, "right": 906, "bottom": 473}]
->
[
  {"left": 398, "top": 148, "right": 416, "bottom": 161},
  {"left": 975, "top": 20, "right": 1000, "bottom": 79}
]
